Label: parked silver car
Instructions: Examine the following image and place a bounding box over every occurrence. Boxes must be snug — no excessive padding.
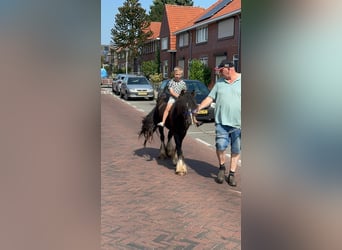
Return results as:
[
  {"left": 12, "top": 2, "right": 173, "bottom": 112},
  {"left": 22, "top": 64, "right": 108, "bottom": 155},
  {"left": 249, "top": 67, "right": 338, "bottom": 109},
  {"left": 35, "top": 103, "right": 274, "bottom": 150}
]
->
[
  {"left": 120, "top": 75, "right": 154, "bottom": 100},
  {"left": 112, "top": 74, "right": 126, "bottom": 95}
]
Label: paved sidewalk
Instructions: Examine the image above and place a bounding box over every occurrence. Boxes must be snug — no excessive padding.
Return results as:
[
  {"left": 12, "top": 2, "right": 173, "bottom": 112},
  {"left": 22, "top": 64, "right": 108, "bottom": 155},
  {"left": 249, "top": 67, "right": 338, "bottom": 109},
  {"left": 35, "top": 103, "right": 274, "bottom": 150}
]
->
[{"left": 101, "top": 94, "right": 241, "bottom": 249}]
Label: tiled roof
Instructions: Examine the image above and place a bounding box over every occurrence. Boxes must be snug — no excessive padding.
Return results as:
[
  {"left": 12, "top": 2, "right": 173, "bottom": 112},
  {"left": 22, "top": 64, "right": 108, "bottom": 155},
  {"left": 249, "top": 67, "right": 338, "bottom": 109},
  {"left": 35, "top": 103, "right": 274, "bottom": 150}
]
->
[
  {"left": 164, "top": 4, "right": 205, "bottom": 50},
  {"left": 146, "top": 22, "right": 161, "bottom": 40},
  {"left": 174, "top": 0, "right": 241, "bottom": 33}
]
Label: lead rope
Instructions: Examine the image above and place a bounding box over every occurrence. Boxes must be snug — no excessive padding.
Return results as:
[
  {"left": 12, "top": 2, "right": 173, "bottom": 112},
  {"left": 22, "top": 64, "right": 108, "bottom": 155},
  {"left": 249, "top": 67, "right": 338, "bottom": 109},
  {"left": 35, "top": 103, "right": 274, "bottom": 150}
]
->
[{"left": 188, "top": 108, "right": 194, "bottom": 125}]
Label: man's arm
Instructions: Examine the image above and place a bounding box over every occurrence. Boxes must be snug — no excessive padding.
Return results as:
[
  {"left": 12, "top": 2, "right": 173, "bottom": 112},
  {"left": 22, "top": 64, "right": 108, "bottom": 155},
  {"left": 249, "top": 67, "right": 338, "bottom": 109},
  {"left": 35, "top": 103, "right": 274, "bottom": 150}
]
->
[{"left": 196, "top": 96, "right": 214, "bottom": 112}]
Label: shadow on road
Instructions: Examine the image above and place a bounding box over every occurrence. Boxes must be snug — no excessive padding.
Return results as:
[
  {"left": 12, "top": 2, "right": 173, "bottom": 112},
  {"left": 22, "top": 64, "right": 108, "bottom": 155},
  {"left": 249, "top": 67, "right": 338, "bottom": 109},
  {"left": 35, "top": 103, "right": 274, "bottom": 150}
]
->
[{"left": 134, "top": 147, "right": 219, "bottom": 180}]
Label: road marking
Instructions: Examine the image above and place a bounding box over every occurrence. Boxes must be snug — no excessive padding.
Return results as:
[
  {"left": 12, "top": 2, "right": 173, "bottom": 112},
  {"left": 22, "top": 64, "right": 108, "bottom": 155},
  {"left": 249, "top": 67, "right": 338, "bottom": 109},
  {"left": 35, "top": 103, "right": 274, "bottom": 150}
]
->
[
  {"left": 195, "top": 138, "right": 212, "bottom": 147},
  {"left": 101, "top": 89, "right": 111, "bottom": 94},
  {"left": 229, "top": 189, "right": 242, "bottom": 195},
  {"left": 188, "top": 131, "right": 206, "bottom": 134},
  {"left": 196, "top": 139, "right": 242, "bottom": 166}
]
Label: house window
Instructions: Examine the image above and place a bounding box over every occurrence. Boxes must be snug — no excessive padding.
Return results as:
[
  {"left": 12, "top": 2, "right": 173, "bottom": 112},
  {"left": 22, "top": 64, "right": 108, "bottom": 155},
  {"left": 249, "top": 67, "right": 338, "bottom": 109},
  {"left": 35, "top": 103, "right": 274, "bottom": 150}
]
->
[
  {"left": 215, "top": 56, "right": 227, "bottom": 80},
  {"left": 161, "top": 37, "right": 168, "bottom": 50},
  {"left": 200, "top": 57, "right": 208, "bottom": 66},
  {"left": 163, "top": 60, "right": 168, "bottom": 78},
  {"left": 233, "top": 54, "right": 239, "bottom": 72},
  {"left": 218, "top": 18, "right": 234, "bottom": 39},
  {"left": 179, "top": 32, "right": 189, "bottom": 47},
  {"left": 196, "top": 26, "right": 208, "bottom": 43},
  {"left": 216, "top": 56, "right": 226, "bottom": 67},
  {"left": 178, "top": 60, "right": 185, "bottom": 71}
]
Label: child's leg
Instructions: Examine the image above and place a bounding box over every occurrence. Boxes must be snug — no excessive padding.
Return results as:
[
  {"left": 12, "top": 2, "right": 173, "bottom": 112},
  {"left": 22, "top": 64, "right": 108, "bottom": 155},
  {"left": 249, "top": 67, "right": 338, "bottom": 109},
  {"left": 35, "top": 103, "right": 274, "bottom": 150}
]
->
[
  {"left": 162, "top": 103, "right": 172, "bottom": 123},
  {"left": 158, "top": 102, "right": 172, "bottom": 127}
]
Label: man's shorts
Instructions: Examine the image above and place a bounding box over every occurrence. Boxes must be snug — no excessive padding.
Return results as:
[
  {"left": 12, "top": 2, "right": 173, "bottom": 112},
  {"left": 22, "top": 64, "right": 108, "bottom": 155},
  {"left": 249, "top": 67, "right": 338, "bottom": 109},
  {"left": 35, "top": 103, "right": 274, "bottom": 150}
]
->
[{"left": 215, "top": 123, "right": 241, "bottom": 154}]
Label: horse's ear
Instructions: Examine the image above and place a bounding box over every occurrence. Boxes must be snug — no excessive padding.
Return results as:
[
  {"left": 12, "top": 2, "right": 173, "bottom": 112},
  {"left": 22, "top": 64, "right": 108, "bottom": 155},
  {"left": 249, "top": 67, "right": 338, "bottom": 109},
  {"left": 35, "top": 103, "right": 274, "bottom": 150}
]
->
[
  {"left": 180, "top": 89, "right": 185, "bottom": 96},
  {"left": 191, "top": 90, "right": 195, "bottom": 96}
]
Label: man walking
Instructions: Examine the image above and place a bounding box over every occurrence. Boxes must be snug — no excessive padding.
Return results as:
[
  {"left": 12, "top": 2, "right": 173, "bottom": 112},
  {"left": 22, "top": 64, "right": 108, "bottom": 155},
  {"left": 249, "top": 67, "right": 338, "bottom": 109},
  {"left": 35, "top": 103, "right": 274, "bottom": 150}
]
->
[{"left": 195, "top": 60, "right": 241, "bottom": 186}]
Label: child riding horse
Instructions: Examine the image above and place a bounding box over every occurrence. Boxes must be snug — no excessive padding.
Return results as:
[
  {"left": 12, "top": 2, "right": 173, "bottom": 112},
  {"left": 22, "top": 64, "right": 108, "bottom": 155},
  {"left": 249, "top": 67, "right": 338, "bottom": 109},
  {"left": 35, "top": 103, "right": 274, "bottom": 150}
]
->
[{"left": 139, "top": 90, "right": 198, "bottom": 175}]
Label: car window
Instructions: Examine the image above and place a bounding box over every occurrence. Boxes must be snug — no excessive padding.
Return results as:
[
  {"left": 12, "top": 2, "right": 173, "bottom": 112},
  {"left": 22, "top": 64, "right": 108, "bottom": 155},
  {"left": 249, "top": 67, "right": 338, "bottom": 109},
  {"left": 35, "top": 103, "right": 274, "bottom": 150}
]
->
[
  {"left": 127, "top": 77, "right": 149, "bottom": 85},
  {"left": 186, "top": 82, "right": 195, "bottom": 92},
  {"left": 193, "top": 81, "right": 209, "bottom": 95}
]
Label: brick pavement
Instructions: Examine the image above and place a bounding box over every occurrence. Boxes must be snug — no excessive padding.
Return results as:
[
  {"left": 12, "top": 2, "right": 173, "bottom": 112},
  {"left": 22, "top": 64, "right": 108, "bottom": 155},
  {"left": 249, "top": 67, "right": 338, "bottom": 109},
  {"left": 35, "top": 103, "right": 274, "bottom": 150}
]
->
[{"left": 101, "top": 93, "right": 241, "bottom": 249}]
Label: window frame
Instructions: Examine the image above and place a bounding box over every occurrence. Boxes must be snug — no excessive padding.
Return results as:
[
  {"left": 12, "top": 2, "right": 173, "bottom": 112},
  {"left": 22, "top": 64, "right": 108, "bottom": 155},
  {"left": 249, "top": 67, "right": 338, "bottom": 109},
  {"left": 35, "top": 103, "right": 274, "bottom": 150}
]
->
[{"left": 196, "top": 26, "right": 208, "bottom": 44}]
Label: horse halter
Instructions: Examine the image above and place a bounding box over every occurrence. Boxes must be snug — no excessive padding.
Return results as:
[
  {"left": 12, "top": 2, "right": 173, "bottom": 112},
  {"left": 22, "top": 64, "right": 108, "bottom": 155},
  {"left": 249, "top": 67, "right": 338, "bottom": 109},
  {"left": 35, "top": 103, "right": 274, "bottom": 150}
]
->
[{"left": 185, "top": 103, "right": 197, "bottom": 126}]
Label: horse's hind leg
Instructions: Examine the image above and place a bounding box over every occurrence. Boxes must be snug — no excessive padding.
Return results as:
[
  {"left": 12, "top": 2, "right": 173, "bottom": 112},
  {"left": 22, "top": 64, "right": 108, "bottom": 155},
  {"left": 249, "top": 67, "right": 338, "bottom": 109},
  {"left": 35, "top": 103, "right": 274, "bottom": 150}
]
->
[{"left": 173, "top": 134, "right": 187, "bottom": 176}]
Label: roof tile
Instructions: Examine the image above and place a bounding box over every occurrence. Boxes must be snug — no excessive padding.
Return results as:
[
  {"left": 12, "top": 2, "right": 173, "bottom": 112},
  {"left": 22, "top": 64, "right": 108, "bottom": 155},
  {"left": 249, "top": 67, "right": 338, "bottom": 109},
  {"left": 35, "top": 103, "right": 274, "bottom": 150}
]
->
[{"left": 164, "top": 4, "right": 205, "bottom": 50}]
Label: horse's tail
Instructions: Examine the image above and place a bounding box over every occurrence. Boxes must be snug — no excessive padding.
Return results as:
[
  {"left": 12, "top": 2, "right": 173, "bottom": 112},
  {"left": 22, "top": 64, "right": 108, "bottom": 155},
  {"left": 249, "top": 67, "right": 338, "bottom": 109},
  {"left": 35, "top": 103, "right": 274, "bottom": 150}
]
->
[{"left": 138, "top": 107, "right": 157, "bottom": 147}]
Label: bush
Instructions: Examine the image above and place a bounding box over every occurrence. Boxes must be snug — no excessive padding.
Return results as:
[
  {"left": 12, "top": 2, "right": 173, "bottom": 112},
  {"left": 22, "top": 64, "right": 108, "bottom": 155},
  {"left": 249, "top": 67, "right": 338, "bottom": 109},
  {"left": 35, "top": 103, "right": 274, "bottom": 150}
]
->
[
  {"left": 189, "top": 59, "right": 212, "bottom": 86},
  {"left": 149, "top": 73, "right": 163, "bottom": 89},
  {"left": 141, "top": 60, "right": 158, "bottom": 78}
]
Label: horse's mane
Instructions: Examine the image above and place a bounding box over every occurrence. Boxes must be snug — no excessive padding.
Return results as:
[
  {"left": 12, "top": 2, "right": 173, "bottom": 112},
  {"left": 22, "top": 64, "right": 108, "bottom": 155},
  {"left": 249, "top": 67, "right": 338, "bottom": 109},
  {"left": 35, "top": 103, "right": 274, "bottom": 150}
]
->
[{"left": 173, "top": 90, "right": 196, "bottom": 111}]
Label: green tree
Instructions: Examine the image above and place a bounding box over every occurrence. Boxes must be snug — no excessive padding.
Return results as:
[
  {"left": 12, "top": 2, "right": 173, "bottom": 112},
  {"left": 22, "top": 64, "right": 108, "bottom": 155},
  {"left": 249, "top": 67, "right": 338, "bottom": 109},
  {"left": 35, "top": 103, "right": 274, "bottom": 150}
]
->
[
  {"left": 141, "top": 60, "right": 158, "bottom": 78},
  {"left": 111, "top": 0, "right": 152, "bottom": 62},
  {"left": 189, "top": 59, "right": 212, "bottom": 86},
  {"left": 148, "top": 0, "right": 194, "bottom": 22}
]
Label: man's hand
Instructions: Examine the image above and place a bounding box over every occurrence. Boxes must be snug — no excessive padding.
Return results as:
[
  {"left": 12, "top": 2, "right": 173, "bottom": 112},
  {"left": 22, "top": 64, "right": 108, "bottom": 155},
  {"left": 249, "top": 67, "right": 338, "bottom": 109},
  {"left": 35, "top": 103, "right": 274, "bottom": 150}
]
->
[{"left": 194, "top": 104, "right": 201, "bottom": 114}]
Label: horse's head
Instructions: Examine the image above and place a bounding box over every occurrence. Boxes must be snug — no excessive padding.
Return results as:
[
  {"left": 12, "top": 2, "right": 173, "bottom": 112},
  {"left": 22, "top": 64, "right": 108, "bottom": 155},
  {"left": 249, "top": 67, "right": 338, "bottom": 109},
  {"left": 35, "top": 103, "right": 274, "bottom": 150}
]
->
[{"left": 176, "top": 90, "right": 198, "bottom": 126}]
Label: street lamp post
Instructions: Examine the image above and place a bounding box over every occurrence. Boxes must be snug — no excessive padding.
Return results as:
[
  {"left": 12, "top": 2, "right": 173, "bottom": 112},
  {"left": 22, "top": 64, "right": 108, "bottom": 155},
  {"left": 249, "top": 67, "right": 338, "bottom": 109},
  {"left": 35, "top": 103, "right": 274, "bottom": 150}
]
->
[{"left": 125, "top": 47, "right": 129, "bottom": 75}]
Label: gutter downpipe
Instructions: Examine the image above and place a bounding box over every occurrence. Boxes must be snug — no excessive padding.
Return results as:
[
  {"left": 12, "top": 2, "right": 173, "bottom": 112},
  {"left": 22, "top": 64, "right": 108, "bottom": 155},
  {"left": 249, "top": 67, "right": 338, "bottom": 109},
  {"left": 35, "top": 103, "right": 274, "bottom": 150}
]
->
[
  {"left": 189, "top": 31, "right": 192, "bottom": 77},
  {"left": 237, "top": 14, "right": 241, "bottom": 72}
]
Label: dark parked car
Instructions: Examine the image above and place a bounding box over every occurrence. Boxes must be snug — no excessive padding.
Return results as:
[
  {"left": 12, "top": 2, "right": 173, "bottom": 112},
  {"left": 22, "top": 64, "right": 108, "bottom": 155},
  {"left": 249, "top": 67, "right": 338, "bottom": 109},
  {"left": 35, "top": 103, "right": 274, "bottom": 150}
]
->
[
  {"left": 120, "top": 75, "right": 154, "bottom": 100},
  {"left": 157, "top": 79, "right": 215, "bottom": 121},
  {"left": 112, "top": 74, "right": 126, "bottom": 95}
]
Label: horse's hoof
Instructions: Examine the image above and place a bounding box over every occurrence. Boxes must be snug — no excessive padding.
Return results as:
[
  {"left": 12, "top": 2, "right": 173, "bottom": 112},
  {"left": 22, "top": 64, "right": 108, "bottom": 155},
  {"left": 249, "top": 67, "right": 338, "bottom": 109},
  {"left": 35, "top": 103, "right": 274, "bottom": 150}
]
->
[{"left": 175, "top": 171, "right": 186, "bottom": 176}]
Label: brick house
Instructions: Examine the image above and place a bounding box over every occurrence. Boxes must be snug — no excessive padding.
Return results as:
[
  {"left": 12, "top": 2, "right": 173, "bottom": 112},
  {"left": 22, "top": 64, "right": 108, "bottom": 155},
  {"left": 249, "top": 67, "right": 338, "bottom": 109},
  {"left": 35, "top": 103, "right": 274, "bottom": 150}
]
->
[
  {"left": 140, "top": 0, "right": 241, "bottom": 85},
  {"left": 174, "top": 0, "right": 241, "bottom": 85},
  {"left": 141, "top": 22, "right": 161, "bottom": 64},
  {"left": 159, "top": 4, "right": 205, "bottom": 78},
  {"left": 113, "top": 0, "right": 241, "bottom": 82}
]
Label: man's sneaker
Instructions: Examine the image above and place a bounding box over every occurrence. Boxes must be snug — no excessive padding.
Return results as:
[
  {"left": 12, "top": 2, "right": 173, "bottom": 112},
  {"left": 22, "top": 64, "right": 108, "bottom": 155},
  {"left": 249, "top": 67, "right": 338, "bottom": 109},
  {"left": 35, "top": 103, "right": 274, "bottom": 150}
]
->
[
  {"left": 226, "top": 175, "right": 237, "bottom": 187},
  {"left": 215, "top": 168, "right": 225, "bottom": 184},
  {"left": 157, "top": 122, "right": 164, "bottom": 127}
]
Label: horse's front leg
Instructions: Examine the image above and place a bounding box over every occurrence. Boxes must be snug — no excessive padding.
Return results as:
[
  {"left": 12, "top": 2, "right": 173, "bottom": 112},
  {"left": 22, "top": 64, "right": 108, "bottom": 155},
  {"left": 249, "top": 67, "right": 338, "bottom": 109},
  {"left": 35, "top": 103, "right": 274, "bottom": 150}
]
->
[
  {"left": 173, "top": 133, "right": 187, "bottom": 176},
  {"left": 165, "top": 130, "right": 174, "bottom": 158},
  {"left": 158, "top": 126, "right": 167, "bottom": 160}
]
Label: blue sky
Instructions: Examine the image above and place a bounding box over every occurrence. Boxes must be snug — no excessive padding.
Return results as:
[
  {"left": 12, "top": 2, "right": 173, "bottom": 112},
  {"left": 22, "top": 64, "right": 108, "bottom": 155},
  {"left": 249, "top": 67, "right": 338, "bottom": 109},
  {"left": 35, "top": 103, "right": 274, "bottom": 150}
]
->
[{"left": 101, "top": 0, "right": 214, "bottom": 45}]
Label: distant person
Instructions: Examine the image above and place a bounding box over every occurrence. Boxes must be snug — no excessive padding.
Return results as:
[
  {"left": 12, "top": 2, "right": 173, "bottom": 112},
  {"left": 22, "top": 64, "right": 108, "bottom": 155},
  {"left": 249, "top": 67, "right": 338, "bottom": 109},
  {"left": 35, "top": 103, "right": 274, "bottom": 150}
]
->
[
  {"left": 195, "top": 60, "right": 241, "bottom": 186},
  {"left": 101, "top": 67, "right": 108, "bottom": 79}
]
